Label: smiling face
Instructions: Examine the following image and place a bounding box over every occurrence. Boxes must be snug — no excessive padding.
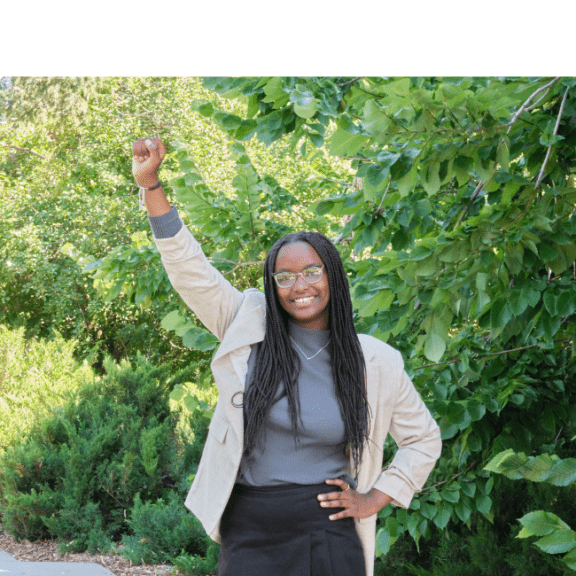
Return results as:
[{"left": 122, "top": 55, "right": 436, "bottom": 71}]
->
[{"left": 273, "top": 241, "right": 330, "bottom": 331}]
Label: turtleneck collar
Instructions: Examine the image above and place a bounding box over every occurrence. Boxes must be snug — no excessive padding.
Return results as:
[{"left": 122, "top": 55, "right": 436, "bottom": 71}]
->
[{"left": 288, "top": 319, "right": 330, "bottom": 348}]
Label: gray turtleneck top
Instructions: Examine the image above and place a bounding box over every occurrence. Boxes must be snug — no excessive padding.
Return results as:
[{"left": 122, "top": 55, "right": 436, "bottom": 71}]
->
[{"left": 148, "top": 207, "right": 355, "bottom": 489}]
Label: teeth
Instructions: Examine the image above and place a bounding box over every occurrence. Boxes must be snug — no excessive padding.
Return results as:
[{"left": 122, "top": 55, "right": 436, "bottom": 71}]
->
[{"left": 295, "top": 297, "right": 315, "bottom": 303}]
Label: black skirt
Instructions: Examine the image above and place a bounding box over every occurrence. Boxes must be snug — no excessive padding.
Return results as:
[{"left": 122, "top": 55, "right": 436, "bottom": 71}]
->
[{"left": 217, "top": 482, "right": 366, "bottom": 576}]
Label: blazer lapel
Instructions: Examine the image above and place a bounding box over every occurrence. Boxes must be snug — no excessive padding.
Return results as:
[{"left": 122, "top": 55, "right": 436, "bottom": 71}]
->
[{"left": 213, "top": 302, "right": 266, "bottom": 364}]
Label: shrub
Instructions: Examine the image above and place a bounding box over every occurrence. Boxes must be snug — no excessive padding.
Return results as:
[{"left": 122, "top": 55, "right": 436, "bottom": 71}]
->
[
  {"left": 0, "top": 351, "right": 196, "bottom": 552},
  {"left": 172, "top": 542, "right": 220, "bottom": 576},
  {"left": 0, "top": 323, "right": 95, "bottom": 453},
  {"left": 118, "top": 491, "right": 212, "bottom": 565}
]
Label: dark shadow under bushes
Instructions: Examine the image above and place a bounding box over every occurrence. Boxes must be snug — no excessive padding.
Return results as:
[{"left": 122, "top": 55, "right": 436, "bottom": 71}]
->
[{"left": 0, "top": 351, "right": 213, "bottom": 568}]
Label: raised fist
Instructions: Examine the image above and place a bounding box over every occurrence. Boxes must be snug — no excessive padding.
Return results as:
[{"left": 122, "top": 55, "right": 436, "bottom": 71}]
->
[{"left": 132, "top": 137, "right": 167, "bottom": 188}]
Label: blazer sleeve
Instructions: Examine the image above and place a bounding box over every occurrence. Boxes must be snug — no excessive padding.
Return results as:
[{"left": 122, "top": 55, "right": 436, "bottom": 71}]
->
[
  {"left": 372, "top": 351, "right": 442, "bottom": 509},
  {"left": 151, "top": 218, "right": 244, "bottom": 342}
]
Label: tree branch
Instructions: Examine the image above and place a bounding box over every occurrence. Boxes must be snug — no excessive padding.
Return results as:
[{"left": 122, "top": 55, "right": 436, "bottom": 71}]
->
[
  {"left": 415, "top": 339, "right": 572, "bottom": 370},
  {"left": 502, "top": 86, "right": 570, "bottom": 232},
  {"left": 375, "top": 180, "right": 391, "bottom": 215},
  {"left": 505, "top": 77, "right": 561, "bottom": 133},
  {"left": 453, "top": 180, "right": 484, "bottom": 231},
  {"left": 534, "top": 86, "right": 570, "bottom": 190},
  {"left": 208, "top": 258, "right": 265, "bottom": 275},
  {"left": 0, "top": 142, "right": 45, "bottom": 159},
  {"left": 338, "top": 77, "right": 364, "bottom": 88}
]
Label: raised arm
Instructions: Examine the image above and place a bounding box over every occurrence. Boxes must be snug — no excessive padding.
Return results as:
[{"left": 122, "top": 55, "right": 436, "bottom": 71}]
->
[
  {"left": 132, "top": 137, "right": 171, "bottom": 217},
  {"left": 132, "top": 138, "right": 244, "bottom": 340}
]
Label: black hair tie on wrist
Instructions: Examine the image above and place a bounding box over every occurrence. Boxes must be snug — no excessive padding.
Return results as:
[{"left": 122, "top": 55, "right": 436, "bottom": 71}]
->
[{"left": 146, "top": 180, "right": 162, "bottom": 190}]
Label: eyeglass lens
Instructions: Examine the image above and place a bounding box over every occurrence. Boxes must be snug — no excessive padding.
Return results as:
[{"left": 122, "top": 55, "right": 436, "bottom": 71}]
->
[{"left": 275, "top": 267, "right": 323, "bottom": 288}]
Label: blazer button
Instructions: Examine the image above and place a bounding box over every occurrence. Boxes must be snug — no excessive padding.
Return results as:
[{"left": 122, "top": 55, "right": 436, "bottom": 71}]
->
[{"left": 231, "top": 391, "right": 244, "bottom": 408}]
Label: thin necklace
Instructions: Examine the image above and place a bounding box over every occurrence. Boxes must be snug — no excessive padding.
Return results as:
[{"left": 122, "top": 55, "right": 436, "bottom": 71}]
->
[{"left": 290, "top": 336, "right": 331, "bottom": 361}]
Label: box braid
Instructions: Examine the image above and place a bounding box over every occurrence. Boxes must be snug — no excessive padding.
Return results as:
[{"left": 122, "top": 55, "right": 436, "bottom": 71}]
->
[{"left": 242, "top": 231, "right": 371, "bottom": 482}]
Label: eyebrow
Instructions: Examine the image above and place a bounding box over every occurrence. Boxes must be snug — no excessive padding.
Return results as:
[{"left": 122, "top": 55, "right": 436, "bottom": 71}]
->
[{"left": 275, "top": 264, "right": 323, "bottom": 273}]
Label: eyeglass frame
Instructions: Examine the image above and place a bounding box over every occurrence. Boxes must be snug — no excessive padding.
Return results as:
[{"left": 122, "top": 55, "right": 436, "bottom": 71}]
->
[{"left": 271, "top": 265, "right": 325, "bottom": 288}]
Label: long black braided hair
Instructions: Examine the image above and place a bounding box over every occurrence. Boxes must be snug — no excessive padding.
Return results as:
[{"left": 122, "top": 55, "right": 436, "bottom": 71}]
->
[{"left": 242, "top": 230, "right": 371, "bottom": 481}]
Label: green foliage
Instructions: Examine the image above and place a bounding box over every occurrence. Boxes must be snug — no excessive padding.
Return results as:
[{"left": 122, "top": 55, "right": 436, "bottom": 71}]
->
[
  {"left": 118, "top": 491, "right": 213, "bottom": 565},
  {"left": 486, "top": 450, "right": 576, "bottom": 571},
  {"left": 3, "top": 76, "right": 576, "bottom": 569},
  {"left": 172, "top": 542, "right": 220, "bottom": 576},
  {"left": 180, "top": 76, "right": 576, "bottom": 557},
  {"left": 0, "top": 352, "right": 195, "bottom": 552},
  {"left": 375, "top": 478, "right": 572, "bottom": 576},
  {"left": 486, "top": 449, "right": 576, "bottom": 486},
  {"left": 0, "top": 78, "right": 282, "bottom": 375},
  {"left": 0, "top": 323, "right": 95, "bottom": 452}
]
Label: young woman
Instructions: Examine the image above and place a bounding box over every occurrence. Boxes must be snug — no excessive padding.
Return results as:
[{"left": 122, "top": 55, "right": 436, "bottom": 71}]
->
[{"left": 132, "top": 137, "right": 442, "bottom": 576}]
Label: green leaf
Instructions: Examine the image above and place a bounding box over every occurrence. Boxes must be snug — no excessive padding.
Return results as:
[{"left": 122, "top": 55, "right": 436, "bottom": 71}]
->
[
  {"left": 424, "top": 333, "right": 446, "bottom": 363},
  {"left": 540, "top": 243, "right": 559, "bottom": 262},
  {"left": 433, "top": 507, "right": 451, "bottom": 529},
  {"left": 521, "top": 284, "right": 541, "bottom": 308},
  {"left": 438, "top": 242, "right": 461, "bottom": 263},
  {"left": 415, "top": 255, "right": 438, "bottom": 276},
  {"left": 328, "top": 129, "right": 369, "bottom": 157},
  {"left": 509, "top": 290, "right": 529, "bottom": 317},
  {"left": 564, "top": 548, "right": 576, "bottom": 570},
  {"left": 541, "top": 311, "right": 561, "bottom": 340},
  {"left": 397, "top": 165, "right": 417, "bottom": 198},
  {"left": 548, "top": 458, "right": 576, "bottom": 487},
  {"left": 455, "top": 501, "right": 472, "bottom": 523},
  {"left": 383, "top": 78, "right": 411, "bottom": 96},
  {"left": 518, "top": 511, "right": 570, "bottom": 537},
  {"left": 354, "top": 290, "right": 394, "bottom": 317},
  {"left": 361, "top": 225, "right": 380, "bottom": 247},
  {"left": 422, "top": 162, "right": 441, "bottom": 196},
  {"left": 366, "top": 164, "right": 390, "bottom": 188},
  {"left": 419, "top": 502, "right": 438, "bottom": 520},
  {"left": 535, "top": 531, "right": 576, "bottom": 555},
  {"left": 467, "top": 399, "right": 486, "bottom": 421},
  {"left": 362, "top": 100, "right": 389, "bottom": 141},
  {"left": 294, "top": 101, "right": 318, "bottom": 119},
  {"left": 439, "top": 418, "right": 459, "bottom": 440},
  {"left": 461, "top": 482, "right": 477, "bottom": 498},
  {"left": 485, "top": 449, "right": 515, "bottom": 473},
  {"left": 169, "top": 385, "right": 186, "bottom": 402},
  {"left": 490, "top": 300, "right": 512, "bottom": 330},
  {"left": 476, "top": 495, "right": 492, "bottom": 514},
  {"left": 376, "top": 150, "right": 402, "bottom": 168},
  {"left": 194, "top": 330, "right": 220, "bottom": 352},
  {"left": 408, "top": 245, "right": 434, "bottom": 261},
  {"left": 377, "top": 517, "right": 402, "bottom": 555},
  {"left": 557, "top": 291, "right": 576, "bottom": 317},
  {"left": 476, "top": 272, "right": 488, "bottom": 291},
  {"left": 497, "top": 139, "right": 510, "bottom": 171},
  {"left": 475, "top": 155, "right": 494, "bottom": 182},
  {"left": 289, "top": 86, "right": 319, "bottom": 119},
  {"left": 263, "top": 77, "right": 289, "bottom": 108},
  {"left": 441, "top": 488, "right": 460, "bottom": 503},
  {"left": 307, "top": 132, "right": 324, "bottom": 148}
]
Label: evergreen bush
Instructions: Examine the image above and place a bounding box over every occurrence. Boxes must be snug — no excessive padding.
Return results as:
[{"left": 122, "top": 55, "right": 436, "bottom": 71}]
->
[
  {"left": 0, "top": 351, "right": 197, "bottom": 553},
  {"left": 118, "top": 491, "right": 212, "bottom": 565},
  {"left": 0, "top": 323, "right": 95, "bottom": 453},
  {"left": 172, "top": 542, "right": 220, "bottom": 576}
]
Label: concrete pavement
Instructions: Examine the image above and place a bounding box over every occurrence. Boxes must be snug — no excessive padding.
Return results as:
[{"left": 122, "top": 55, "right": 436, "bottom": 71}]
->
[{"left": 0, "top": 547, "right": 116, "bottom": 575}]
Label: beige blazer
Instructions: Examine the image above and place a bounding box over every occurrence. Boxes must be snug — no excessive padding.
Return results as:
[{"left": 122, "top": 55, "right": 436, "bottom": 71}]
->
[{"left": 152, "top": 223, "right": 442, "bottom": 576}]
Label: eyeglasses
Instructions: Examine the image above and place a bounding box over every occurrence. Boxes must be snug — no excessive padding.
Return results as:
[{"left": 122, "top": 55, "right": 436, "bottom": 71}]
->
[{"left": 272, "top": 265, "right": 325, "bottom": 289}]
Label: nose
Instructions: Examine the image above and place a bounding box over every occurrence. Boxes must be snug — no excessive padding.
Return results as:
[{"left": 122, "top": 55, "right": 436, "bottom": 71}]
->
[{"left": 293, "top": 273, "right": 310, "bottom": 290}]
